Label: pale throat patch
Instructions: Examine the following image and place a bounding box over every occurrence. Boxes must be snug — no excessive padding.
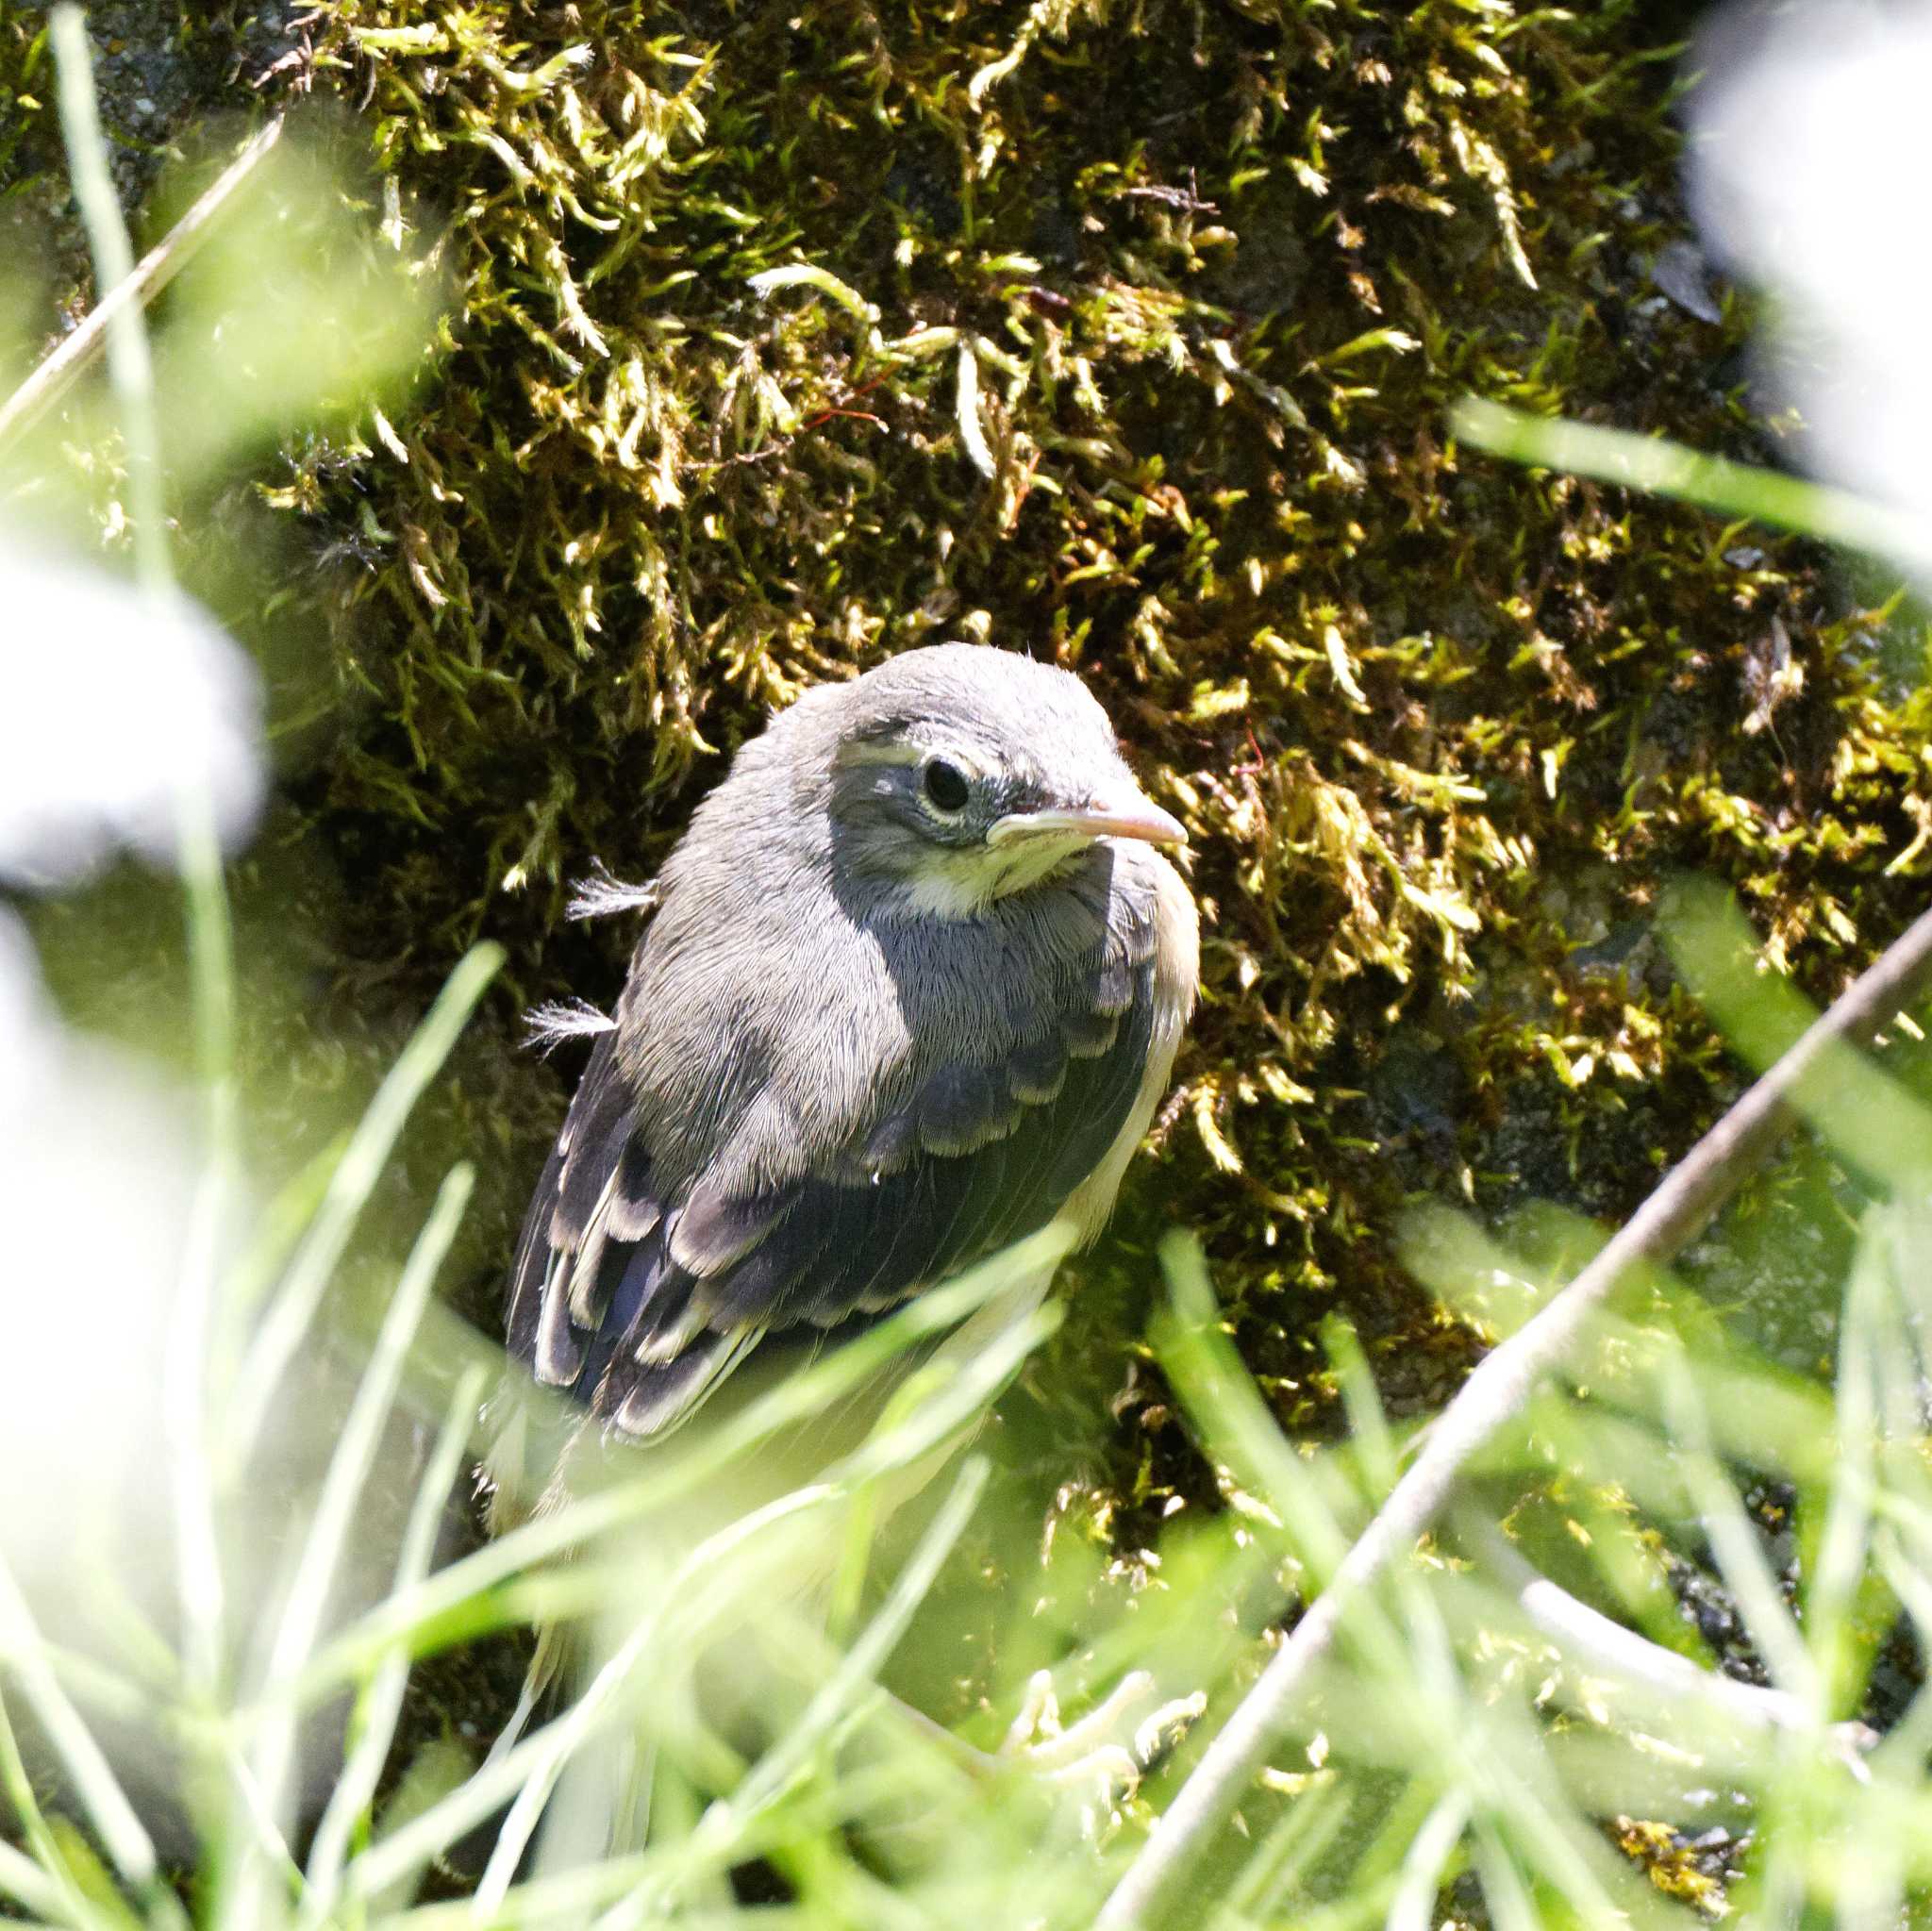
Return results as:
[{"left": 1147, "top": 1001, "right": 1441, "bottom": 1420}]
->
[{"left": 897, "top": 829, "right": 1092, "bottom": 920}]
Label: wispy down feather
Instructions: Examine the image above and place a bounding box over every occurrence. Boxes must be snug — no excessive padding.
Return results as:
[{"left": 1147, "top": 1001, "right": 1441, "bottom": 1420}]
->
[
  {"left": 523, "top": 999, "right": 619, "bottom": 1057},
  {"left": 567, "top": 860, "right": 660, "bottom": 923}
]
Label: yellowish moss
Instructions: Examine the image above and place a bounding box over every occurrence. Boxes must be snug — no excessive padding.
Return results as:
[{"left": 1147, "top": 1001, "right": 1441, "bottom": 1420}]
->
[
  {"left": 242, "top": 1, "right": 1932, "bottom": 1486},
  {"left": 1614, "top": 1814, "right": 1733, "bottom": 1917}
]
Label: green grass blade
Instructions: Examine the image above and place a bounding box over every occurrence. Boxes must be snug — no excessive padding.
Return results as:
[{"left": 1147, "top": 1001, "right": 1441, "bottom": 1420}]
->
[
  {"left": 0, "top": 1556, "right": 157, "bottom": 1893},
  {"left": 301, "top": 1361, "right": 491, "bottom": 1923},
  {"left": 228, "top": 944, "right": 501, "bottom": 1463},
  {"left": 285, "top": 1230, "right": 1064, "bottom": 1707},
  {"left": 1453, "top": 397, "right": 1932, "bottom": 577},
  {"left": 248, "top": 1165, "right": 475, "bottom": 1826}
]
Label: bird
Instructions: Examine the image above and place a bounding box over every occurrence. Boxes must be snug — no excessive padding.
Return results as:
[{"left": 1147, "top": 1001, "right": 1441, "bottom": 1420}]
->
[
  {"left": 469, "top": 644, "right": 1201, "bottom": 1868},
  {"left": 491, "top": 641, "right": 1199, "bottom": 1522}
]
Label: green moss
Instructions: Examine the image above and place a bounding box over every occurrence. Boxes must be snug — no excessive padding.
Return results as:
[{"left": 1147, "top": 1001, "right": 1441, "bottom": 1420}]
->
[
  {"left": 0, "top": 8, "right": 66, "bottom": 377},
  {"left": 241, "top": 2, "right": 1932, "bottom": 1500}
]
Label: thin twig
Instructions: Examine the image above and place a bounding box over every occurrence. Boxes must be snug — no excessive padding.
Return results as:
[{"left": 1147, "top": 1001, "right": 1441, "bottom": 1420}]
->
[
  {"left": 1097, "top": 897, "right": 1932, "bottom": 1929},
  {"left": 0, "top": 110, "right": 284, "bottom": 450},
  {"left": 1121, "top": 185, "right": 1219, "bottom": 214}
]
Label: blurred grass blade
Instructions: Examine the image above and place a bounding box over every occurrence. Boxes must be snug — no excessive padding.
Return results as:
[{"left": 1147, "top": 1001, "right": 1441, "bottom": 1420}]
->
[
  {"left": 302, "top": 1362, "right": 491, "bottom": 1923},
  {"left": 1809, "top": 1213, "right": 1886, "bottom": 1709},
  {"left": 1386, "top": 1790, "right": 1469, "bottom": 1931},
  {"left": 0, "top": 1835, "right": 74, "bottom": 1924},
  {"left": 1322, "top": 1315, "right": 1397, "bottom": 1498},
  {"left": 1324, "top": 1317, "right": 1481, "bottom": 1750},
  {"left": 1466, "top": 1514, "right": 1812, "bottom": 1755},
  {"left": 1213, "top": 1773, "right": 1357, "bottom": 1921},
  {"left": 0, "top": 114, "right": 284, "bottom": 450},
  {"left": 375, "top": 1854, "right": 656, "bottom": 1931},
  {"left": 824, "top": 1261, "right": 1058, "bottom": 1636},
  {"left": 230, "top": 943, "right": 501, "bottom": 1462},
  {"left": 289, "top": 1228, "right": 1065, "bottom": 1707},
  {"left": 37, "top": 1819, "right": 146, "bottom": 1931},
  {"left": 51, "top": 0, "right": 246, "bottom": 1714},
  {"left": 1454, "top": 396, "right": 1932, "bottom": 577},
  {"left": 470, "top": 1482, "right": 839, "bottom": 1910},
  {"left": 1470, "top": 1819, "right": 1542, "bottom": 1931},
  {"left": 833, "top": 1291, "right": 1059, "bottom": 1485},
  {"left": 218, "top": 1135, "right": 348, "bottom": 1338},
  {"left": 1662, "top": 882, "right": 1932, "bottom": 1195},
  {"left": 49, "top": 3, "right": 162, "bottom": 590},
  {"left": 1477, "top": 1726, "right": 1656, "bottom": 1925},
  {"left": 0, "top": 1697, "right": 94, "bottom": 1926},
  {"left": 1397, "top": 1203, "right": 1551, "bottom": 1340},
  {"left": 250, "top": 1164, "right": 475, "bottom": 1833},
  {"left": 1869, "top": 1544, "right": 1932, "bottom": 1780},
  {"left": 1659, "top": 1357, "right": 1818, "bottom": 1708},
  {"left": 360, "top": 1739, "right": 475, "bottom": 1918},
  {"left": 351, "top": 1482, "right": 842, "bottom": 1907},
  {"left": 731, "top": 1453, "right": 988, "bottom": 1819},
  {"left": 1152, "top": 1230, "right": 1424, "bottom": 1697},
  {"left": 0, "top": 1556, "right": 157, "bottom": 1893},
  {"left": 1153, "top": 1231, "right": 1349, "bottom": 1577},
  {"left": 493, "top": 1456, "right": 990, "bottom": 1918}
]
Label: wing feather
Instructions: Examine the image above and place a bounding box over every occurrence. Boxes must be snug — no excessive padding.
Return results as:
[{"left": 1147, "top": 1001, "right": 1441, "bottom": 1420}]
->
[{"left": 505, "top": 852, "right": 1181, "bottom": 1440}]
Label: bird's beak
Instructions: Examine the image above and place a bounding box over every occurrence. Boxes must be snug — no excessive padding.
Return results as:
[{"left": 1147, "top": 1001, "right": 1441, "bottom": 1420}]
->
[{"left": 988, "top": 786, "right": 1188, "bottom": 848}]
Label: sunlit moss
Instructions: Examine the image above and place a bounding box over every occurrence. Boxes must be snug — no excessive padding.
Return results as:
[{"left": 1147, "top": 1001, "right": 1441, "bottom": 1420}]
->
[
  {"left": 1614, "top": 1813, "right": 1733, "bottom": 1917},
  {"left": 247, "top": 2, "right": 1932, "bottom": 1523},
  {"left": 12, "top": 8, "right": 1932, "bottom": 1917}
]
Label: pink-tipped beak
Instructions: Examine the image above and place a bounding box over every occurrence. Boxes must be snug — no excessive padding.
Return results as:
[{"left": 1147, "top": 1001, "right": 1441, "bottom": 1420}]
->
[{"left": 987, "top": 791, "right": 1188, "bottom": 848}]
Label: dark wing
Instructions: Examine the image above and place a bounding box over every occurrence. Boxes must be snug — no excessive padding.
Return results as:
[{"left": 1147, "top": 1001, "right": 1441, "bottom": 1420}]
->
[{"left": 505, "top": 950, "right": 1161, "bottom": 1440}]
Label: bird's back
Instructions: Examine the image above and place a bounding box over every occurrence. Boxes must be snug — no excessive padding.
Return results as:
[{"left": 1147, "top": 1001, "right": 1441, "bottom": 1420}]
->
[{"left": 502, "top": 835, "right": 1191, "bottom": 1448}]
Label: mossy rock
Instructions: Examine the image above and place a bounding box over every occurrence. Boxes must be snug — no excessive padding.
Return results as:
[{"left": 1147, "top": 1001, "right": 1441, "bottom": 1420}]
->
[{"left": 25, "top": 3, "right": 1932, "bottom": 1535}]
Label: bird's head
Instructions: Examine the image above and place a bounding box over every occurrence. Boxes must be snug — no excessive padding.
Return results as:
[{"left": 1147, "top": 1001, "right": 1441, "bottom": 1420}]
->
[{"left": 819, "top": 643, "right": 1186, "bottom": 920}]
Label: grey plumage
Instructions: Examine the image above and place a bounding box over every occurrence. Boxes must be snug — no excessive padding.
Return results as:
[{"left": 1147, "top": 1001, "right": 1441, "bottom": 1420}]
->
[{"left": 503, "top": 643, "right": 1198, "bottom": 1446}]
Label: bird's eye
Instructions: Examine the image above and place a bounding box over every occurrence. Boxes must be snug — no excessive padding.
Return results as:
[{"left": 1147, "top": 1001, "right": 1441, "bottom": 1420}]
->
[{"left": 921, "top": 758, "right": 972, "bottom": 814}]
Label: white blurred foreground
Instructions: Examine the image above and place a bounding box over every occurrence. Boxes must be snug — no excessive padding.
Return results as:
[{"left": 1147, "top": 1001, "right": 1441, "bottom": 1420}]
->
[
  {"left": 0, "top": 913, "right": 203, "bottom": 1583},
  {"left": 0, "top": 541, "right": 262, "bottom": 889},
  {"left": 0, "top": 542, "right": 263, "bottom": 1580},
  {"left": 1690, "top": 3, "right": 1932, "bottom": 558}
]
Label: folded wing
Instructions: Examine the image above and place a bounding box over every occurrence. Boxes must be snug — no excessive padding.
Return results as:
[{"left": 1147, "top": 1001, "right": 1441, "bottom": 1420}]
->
[{"left": 505, "top": 912, "right": 1163, "bottom": 1440}]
